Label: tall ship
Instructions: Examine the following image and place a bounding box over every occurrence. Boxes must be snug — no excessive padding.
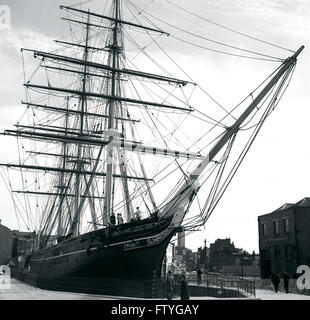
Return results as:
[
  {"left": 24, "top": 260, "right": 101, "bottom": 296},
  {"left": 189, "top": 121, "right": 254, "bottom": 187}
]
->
[{"left": 0, "top": 1, "right": 304, "bottom": 296}]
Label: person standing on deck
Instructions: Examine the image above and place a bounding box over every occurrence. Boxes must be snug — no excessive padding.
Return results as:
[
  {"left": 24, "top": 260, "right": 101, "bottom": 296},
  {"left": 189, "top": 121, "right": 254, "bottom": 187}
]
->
[
  {"left": 109, "top": 214, "right": 116, "bottom": 226},
  {"left": 117, "top": 213, "right": 124, "bottom": 225},
  {"left": 135, "top": 207, "right": 142, "bottom": 220}
]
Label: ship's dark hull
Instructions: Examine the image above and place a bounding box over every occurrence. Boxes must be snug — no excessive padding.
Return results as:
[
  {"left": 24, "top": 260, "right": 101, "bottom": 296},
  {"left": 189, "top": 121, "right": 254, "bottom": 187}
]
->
[
  {"left": 16, "top": 217, "right": 177, "bottom": 295},
  {"left": 30, "top": 232, "right": 172, "bottom": 280}
]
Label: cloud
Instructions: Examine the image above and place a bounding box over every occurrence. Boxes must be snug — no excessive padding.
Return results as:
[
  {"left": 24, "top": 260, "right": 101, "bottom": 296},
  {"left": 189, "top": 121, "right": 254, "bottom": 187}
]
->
[{"left": 0, "top": 28, "right": 54, "bottom": 106}]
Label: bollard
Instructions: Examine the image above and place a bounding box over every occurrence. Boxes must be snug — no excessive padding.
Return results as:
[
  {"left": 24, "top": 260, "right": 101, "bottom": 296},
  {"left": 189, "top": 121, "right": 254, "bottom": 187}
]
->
[{"left": 151, "top": 269, "right": 157, "bottom": 298}]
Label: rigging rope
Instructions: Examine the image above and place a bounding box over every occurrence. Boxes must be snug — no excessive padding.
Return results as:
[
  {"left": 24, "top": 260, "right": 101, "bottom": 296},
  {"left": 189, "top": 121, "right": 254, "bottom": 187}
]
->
[
  {"left": 187, "top": 64, "right": 296, "bottom": 228},
  {"left": 126, "top": 0, "right": 284, "bottom": 62},
  {"left": 147, "top": 33, "right": 236, "bottom": 122},
  {"left": 165, "top": 0, "right": 295, "bottom": 53},
  {"left": 170, "top": 35, "right": 283, "bottom": 62}
]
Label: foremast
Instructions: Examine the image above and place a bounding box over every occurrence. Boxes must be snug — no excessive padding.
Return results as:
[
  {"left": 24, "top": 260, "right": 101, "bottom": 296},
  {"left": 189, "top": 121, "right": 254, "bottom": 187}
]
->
[{"left": 160, "top": 45, "right": 305, "bottom": 227}]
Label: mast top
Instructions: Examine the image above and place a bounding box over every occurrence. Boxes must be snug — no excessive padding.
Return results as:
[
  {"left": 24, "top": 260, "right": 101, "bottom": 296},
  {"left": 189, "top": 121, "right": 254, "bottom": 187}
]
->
[
  {"left": 288, "top": 45, "right": 304, "bottom": 62},
  {"left": 59, "top": 5, "right": 170, "bottom": 36}
]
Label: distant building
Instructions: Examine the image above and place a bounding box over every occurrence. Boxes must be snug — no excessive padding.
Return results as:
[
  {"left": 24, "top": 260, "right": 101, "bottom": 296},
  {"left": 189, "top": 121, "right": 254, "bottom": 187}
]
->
[
  {"left": 177, "top": 229, "right": 185, "bottom": 248},
  {"left": 174, "top": 246, "right": 195, "bottom": 271},
  {"left": 11, "top": 230, "right": 35, "bottom": 258},
  {"left": 0, "top": 224, "right": 13, "bottom": 265},
  {"left": 174, "top": 229, "right": 192, "bottom": 270},
  {"left": 165, "top": 243, "right": 174, "bottom": 272},
  {"left": 197, "top": 246, "right": 209, "bottom": 271},
  {"left": 258, "top": 197, "right": 310, "bottom": 278},
  {"left": 209, "top": 238, "right": 259, "bottom": 276},
  {"left": 209, "top": 238, "right": 236, "bottom": 271}
]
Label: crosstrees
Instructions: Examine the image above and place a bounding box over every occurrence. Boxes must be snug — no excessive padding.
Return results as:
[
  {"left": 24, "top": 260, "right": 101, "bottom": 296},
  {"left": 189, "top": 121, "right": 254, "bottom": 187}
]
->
[{"left": 60, "top": 5, "right": 170, "bottom": 35}]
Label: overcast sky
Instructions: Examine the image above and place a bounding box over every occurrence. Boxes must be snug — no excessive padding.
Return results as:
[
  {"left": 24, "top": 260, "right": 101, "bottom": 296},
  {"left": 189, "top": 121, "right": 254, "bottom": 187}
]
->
[{"left": 0, "top": 0, "right": 309, "bottom": 253}]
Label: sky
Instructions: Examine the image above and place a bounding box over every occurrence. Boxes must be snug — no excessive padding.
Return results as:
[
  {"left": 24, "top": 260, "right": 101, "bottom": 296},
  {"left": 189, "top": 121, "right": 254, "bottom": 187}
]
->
[{"left": 0, "top": 0, "right": 309, "bottom": 254}]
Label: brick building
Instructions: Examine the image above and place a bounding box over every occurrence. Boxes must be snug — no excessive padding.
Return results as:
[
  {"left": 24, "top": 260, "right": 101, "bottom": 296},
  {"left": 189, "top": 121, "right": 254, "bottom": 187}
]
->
[
  {"left": 209, "top": 238, "right": 259, "bottom": 275},
  {"left": 258, "top": 197, "right": 310, "bottom": 278},
  {"left": 11, "top": 230, "right": 35, "bottom": 258},
  {"left": 209, "top": 238, "right": 237, "bottom": 271}
]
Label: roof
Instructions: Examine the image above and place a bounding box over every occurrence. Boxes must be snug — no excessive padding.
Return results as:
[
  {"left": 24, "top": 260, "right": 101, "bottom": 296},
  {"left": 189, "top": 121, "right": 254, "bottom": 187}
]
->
[
  {"left": 274, "top": 203, "right": 294, "bottom": 212},
  {"left": 274, "top": 197, "right": 310, "bottom": 212},
  {"left": 258, "top": 197, "right": 310, "bottom": 218},
  {"left": 295, "top": 197, "right": 310, "bottom": 208}
]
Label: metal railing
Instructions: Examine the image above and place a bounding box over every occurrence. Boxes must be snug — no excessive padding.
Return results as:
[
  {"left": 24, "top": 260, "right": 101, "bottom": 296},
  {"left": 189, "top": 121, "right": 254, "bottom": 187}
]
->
[{"left": 187, "top": 272, "right": 256, "bottom": 297}]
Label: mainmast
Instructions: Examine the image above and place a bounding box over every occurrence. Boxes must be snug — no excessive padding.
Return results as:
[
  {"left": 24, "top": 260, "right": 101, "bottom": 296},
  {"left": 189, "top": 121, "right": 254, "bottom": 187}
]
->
[{"left": 103, "top": 0, "right": 121, "bottom": 222}]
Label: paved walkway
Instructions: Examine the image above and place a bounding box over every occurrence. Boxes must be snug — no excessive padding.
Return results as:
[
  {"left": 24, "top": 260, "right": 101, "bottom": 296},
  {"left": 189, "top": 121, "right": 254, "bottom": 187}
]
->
[
  {"left": 0, "top": 277, "right": 133, "bottom": 300},
  {"left": 254, "top": 289, "right": 310, "bottom": 300},
  {"left": 1, "top": 277, "right": 310, "bottom": 300}
]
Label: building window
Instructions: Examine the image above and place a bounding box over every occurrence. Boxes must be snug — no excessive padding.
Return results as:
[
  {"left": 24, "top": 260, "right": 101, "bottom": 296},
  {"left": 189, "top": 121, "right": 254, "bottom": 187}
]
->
[
  {"left": 273, "top": 220, "right": 279, "bottom": 235},
  {"left": 261, "top": 223, "right": 267, "bottom": 236},
  {"left": 283, "top": 218, "right": 289, "bottom": 233}
]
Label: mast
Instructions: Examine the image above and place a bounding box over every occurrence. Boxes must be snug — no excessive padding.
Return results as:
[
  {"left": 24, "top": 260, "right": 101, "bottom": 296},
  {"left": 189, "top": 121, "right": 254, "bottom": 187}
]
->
[
  {"left": 103, "top": 0, "right": 120, "bottom": 221},
  {"left": 57, "top": 96, "right": 69, "bottom": 238},
  {"left": 70, "top": 10, "right": 91, "bottom": 236}
]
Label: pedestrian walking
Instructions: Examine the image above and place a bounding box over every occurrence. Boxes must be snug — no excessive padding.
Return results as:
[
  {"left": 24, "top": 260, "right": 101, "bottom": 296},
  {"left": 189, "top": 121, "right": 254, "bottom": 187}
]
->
[
  {"left": 1, "top": 270, "right": 5, "bottom": 285},
  {"left": 283, "top": 271, "right": 290, "bottom": 294},
  {"left": 180, "top": 274, "right": 190, "bottom": 300},
  {"left": 166, "top": 270, "right": 174, "bottom": 300},
  {"left": 197, "top": 269, "right": 202, "bottom": 285},
  {"left": 270, "top": 272, "right": 280, "bottom": 293}
]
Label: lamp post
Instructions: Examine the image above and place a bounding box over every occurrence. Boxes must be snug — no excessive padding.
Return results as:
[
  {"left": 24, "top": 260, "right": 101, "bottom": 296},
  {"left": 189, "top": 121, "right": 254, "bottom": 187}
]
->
[
  {"left": 241, "top": 251, "right": 244, "bottom": 279},
  {"left": 163, "top": 253, "right": 167, "bottom": 280},
  {"left": 204, "top": 239, "right": 207, "bottom": 274},
  {"left": 204, "top": 239, "right": 209, "bottom": 287}
]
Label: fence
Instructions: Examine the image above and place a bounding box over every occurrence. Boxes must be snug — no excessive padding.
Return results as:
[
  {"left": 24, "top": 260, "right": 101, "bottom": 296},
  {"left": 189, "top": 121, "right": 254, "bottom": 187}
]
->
[{"left": 186, "top": 272, "right": 256, "bottom": 297}]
